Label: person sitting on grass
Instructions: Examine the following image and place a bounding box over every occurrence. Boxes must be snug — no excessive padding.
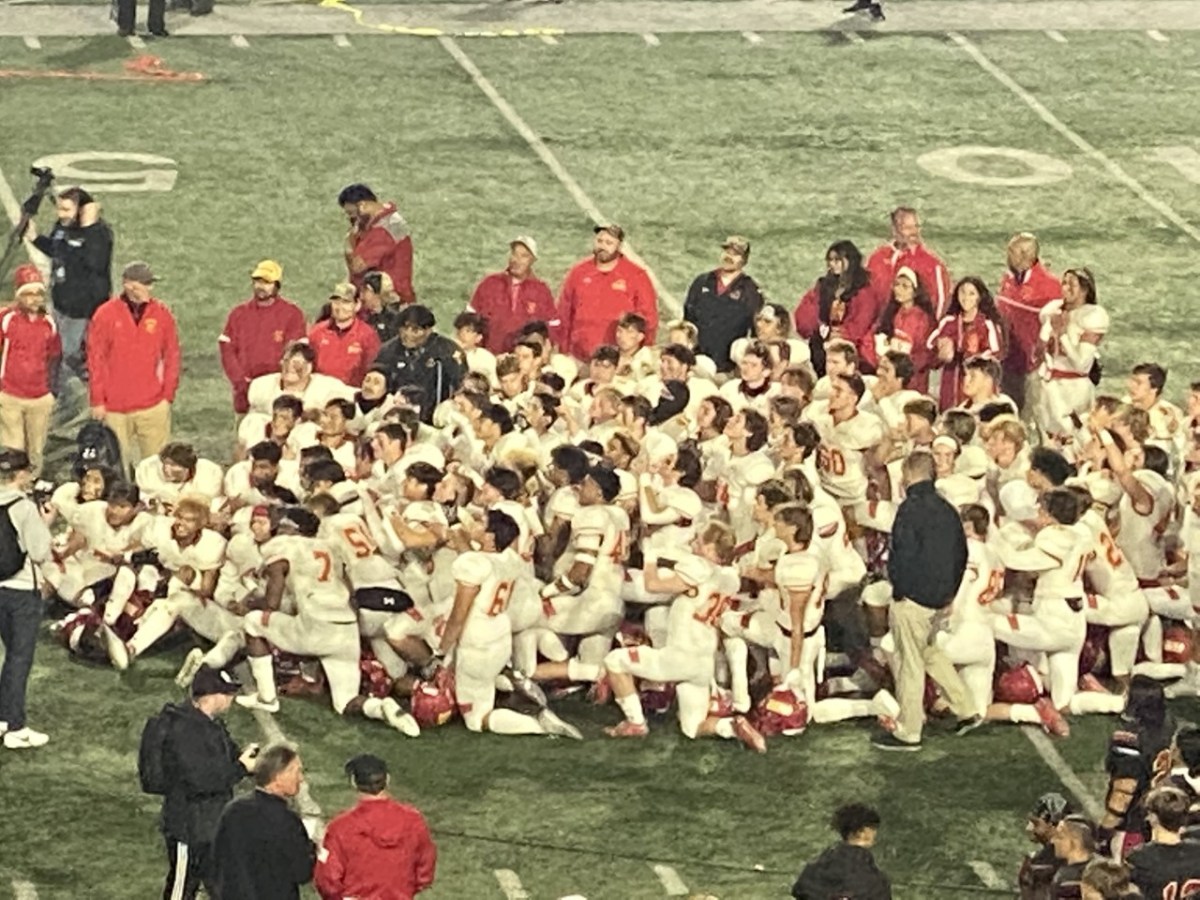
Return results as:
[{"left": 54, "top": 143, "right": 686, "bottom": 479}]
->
[{"left": 791, "top": 803, "right": 891, "bottom": 900}]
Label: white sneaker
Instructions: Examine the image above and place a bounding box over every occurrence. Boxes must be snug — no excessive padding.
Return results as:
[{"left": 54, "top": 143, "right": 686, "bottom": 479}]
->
[
  {"left": 1165, "top": 677, "right": 1200, "bottom": 700},
  {"left": 104, "top": 626, "right": 130, "bottom": 671},
  {"left": 538, "top": 708, "right": 583, "bottom": 741},
  {"left": 4, "top": 727, "right": 49, "bottom": 749},
  {"left": 175, "top": 648, "right": 205, "bottom": 688},
  {"left": 382, "top": 698, "right": 421, "bottom": 738},
  {"left": 236, "top": 694, "right": 280, "bottom": 713}
]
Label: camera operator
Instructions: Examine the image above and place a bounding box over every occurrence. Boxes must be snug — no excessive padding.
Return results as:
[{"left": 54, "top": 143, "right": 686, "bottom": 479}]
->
[{"left": 24, "top": 186, "right": 114, "bottom": 400}]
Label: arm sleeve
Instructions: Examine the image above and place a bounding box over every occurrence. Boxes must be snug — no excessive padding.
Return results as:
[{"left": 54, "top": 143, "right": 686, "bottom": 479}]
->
[
  {"left": 175, "top": 726, "right": 242, "bottom": 795},
  {"left": 283, "top": 814, "right": 317, "bottom": 885},
  {"left": 286, "top": 305, "right": 308, "bottom": 343},
  {"left": 635, "top": 269, "right": 658, "bottom": 340},
  {"left": 313, "top": 825, "right": 346, "bottom": 900},
  {"left": 556, "top": 273, "right": 576, "bottom": 355},
  {"left": 393, "top": 235, "right": 416, "bottom": 304},
  {"left": 162, "top": 311, "right": 181, "bottom": 402},
  {"left": 362, "top": 328, "right": 381, "bottom": 371},
  {"left": 683, "top": 276, "right": 702, "bottom": 324},
  {"left": 31, "top": 235, "right": 54, "bottom": 256},
  {"left": 14, "top": 499, "right": 52, "bottom": 564},
  {"left": 353, "top": 229, "right": 392, "bottom": 271},
  {"left": 80, "top": 221, "right": 114, "bottom": 281},
  {"left": 886, "top": 505, "right": 920, "bottom": 592},
  {"left": 218, "top": 309, "right": 245, "bottom": 385},
  {"left": 793, "top": 285, "right": 820, "bottom": 338},
  {"left": 87, "top": 310, "right": 109, "bottom": 406},
  {"left": 414, "top": 814, "right": 438, "bottom": 891}
]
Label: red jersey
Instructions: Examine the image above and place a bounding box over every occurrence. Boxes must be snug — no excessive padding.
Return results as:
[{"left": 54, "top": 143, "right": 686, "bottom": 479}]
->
[
  {"left": 927, "top": 313, "right": 1004, "bottom": 408},
  {"left": 350, "top": 202, "right": 415, "bottom": 305},
  {"left": 996, "top": 261, "right": 1062, "bottom": 375},
  {"left": 314, "top": 798, "right": 436, "bottom": 900},
  {"left": 866, "top": 242, "right": 953, "bottom": 319},
  {"left": 219, "top": 296, "right": 307, "bottom": 413},
  {"left": 861, "top": 304, "right": 935, "bottom": 392},
  {"left": 468, "top": 270, "right": 558, "bottom": 353},
  {"left": 308, "top": 317, "right": 381, "bottom": 387},
  {"left": 0, "top": 308, "right": 61, "bottom": 399},
  {"left": 556, "top": 255, "right": 657, "bottom": 361},
  {"left": 88, "top": 296, "right": 181, "bottom": 413}
]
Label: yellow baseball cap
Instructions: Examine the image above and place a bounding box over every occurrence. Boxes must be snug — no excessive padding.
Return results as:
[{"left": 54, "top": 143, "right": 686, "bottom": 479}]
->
[{"left": 251, "top": 260, "right": 283, "bottom": 283}]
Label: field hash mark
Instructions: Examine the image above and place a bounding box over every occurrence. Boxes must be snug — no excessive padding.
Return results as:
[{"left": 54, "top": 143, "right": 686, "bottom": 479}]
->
[{"left": 494, "top": 869, "right": 529, "bottom": 900}]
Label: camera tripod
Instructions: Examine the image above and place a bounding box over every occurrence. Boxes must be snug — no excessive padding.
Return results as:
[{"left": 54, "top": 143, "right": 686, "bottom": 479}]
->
[{"left": 0, "top": 166, "right": 55, "bottom": 282}]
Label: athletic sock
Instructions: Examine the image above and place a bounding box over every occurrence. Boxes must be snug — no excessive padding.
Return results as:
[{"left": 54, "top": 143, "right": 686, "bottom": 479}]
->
[
  {"left": 567, "top": 659, "right": 600, "bottom": 682},
  {"left": 1008, "top": 705, "right": 1042, "bottom": 725},
  {"left": 714, "top": 718, "right": 736, "bottom": 739},
  {"left": 249, "top": 655, "right": 278, "bottom": 703},
  {"left": 724, "top": 637, "right": 751, "bottom": 711},
  {"left": 486, "top": 708, "right": 545, "bottom": 735},
  {"left": 369, "top": 637, "right": 408, "bottom": 680},
  {"left": 361, "top": 696, "right": 385, "bottom": 721},
  {"left": 1143, "top": 616, "right": 1164, "bottom": 663},
  {"left": 811, "top": 697, "right": 873, "bottom": 724},
  {"left": 127, "top": 603, "right": 176, "bottom": 656},
  {"left": 1069, "top": 692, "right": 1125, "bottom": 715},
  {"left": 617, "top": 694, "right": 646, "bottom": 725}
]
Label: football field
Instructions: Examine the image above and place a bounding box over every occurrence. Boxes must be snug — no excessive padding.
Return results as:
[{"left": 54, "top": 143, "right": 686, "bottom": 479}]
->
[{"left": 3, "top": 12, "right": 1200, "bottom": 899}]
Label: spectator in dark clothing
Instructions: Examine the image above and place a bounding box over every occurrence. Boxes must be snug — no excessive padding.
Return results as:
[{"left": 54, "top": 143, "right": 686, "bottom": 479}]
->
[
  {"left": 872, "top": 451, "right": 977, "bottom": 751},
  {"left": 315, "top": 754, "right": 437, "bottom": 900},
  {"left": 1127, "top": 786, "right": 1200, "bottom": 900},
  {"left": 213, "top": 742, "right": 314, "bottom": 900},
  {"left": 1080, "top": 857, "right": 1142, "bottom": 900},
  {"left": 792, "top": 803, "right": 891, "bottom": 900},
  {"left": 373, "top": 305, "right": 464, "bottom": 423},
  {"left": 683, "top": 236, "right": 763, "bottom": 374},
  {"left": 1019, "top": 793, "right": 1073, "bottom": 900},
  {"left": 26, "top": 187, "right": 113, "bottom": 387},
  {"left": 1160, "top": 726, "right": 1200, "bottom": 839},
  {"left": 360, "top": 271, "right": 406, "bottom": 347},
  {"left": 158, "top": 665, "right": 256, "bottom": 900},
  {"left": 1050, "top": 816, "right": 1096, "bottom": 899}
]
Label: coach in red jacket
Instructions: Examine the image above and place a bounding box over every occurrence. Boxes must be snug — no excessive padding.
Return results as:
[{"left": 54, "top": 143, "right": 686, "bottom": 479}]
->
[
  {"left": 0, "top": 266, "right": 62, "bottom": 473},
  {"left": 340, "top": 184, "right": 416, "bottom": 306},
  {"left": 866, "top": 207, "right": 953, "bottom": 320},
  {"left": 315, "top": 755, "right": 436, "bottom": 900},
  {"left": 219, "top": 260, "right": 307, "bottom": 414},
  {"left": 995, "top": 232, "right": 1063, "bottom": 411},
  {"left": 467, "top": 236, "right": 557, "bottom": 353},
  {"left": 88, "top": 261, "right": 180, "bottom": 468},
  {"left": 557, "top": 224, "right": 657, "bottom": 362},
  {"left": 308, "top": 283, "right": 381, "bottom": 387}
]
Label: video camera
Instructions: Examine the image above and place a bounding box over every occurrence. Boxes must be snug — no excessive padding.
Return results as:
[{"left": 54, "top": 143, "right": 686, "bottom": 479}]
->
[{"left": 21, "top": 166, "right": 55, "bottom": 217}]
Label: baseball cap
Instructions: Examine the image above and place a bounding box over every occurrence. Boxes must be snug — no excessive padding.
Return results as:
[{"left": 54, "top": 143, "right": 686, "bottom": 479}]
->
[
  {"left": 894, "top": 265, "right": 919, "bottom": 287},
  {"left": 511, "top": 235, "right": 539, "bottom": 259},
  {"left": 13, "top": 264, "right": 45, "bottom": 296},
  {"left": 722, "top": 235, "right": 751, "bottom": 257},
  {"left": 593, "top": 223, "right": 625, "bottom": 242},
  {"left": 329, "top": 282, "right": 357, "bottom": 303},
  {"left": 1031, "top": 792, "right": 1071, "bottom": 824},
  {"left": 122, "top": 261, "right": 157, "bottom": 285},
  {"left": 0, "top": 448, "right": 32, "bottom": 473},
  {"left": 344, "top": 753, "right": 389, "bottom": 791},
  {"left": 252, "top": 260, "right": 283, "bottom": 283},
  {"left": 190, "top": 665, "right": 241, "bottom": 698}
]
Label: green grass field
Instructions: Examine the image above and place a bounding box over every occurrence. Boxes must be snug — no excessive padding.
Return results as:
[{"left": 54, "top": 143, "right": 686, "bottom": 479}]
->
[{"left": 4, "top": 25, "right": 1200, "bottom": 900}]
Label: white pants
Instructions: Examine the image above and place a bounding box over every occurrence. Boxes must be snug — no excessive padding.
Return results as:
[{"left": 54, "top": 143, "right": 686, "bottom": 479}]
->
[
  {"left": 456, "top": 638, "right": 512, "bottom": 732},
  {"left": 245, "top": 611, "right": 361, "bottom": 713},
  {"left": 604, "top": 644, "right": 712, "bottom": 738},
  {"left": 991, "top": 611, "right": 1084, "bottom": 710},
  {"left": 1039, "top": 376, "right": 1094, "bottom": 437},
  {"left": 937, "top": 622, "right": 996, "bottom": 714}
]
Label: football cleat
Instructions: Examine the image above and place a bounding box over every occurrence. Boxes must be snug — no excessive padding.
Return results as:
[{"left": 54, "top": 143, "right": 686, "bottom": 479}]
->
[
  {"left": 382, "top": 698, "right": 421, "bottom": 738},
  {"left": 538, "top": 708, "right": 584, "bottom": 741},
  {"left": 867, "top": 2, "right": 884, "bottom": 20},
  {"left": 175, "top": 648, "right": 205, "bottom": 688},
  {"left": 604, "top": 720, "right": 649, "bottom": 739},
  {"left": 587, "top": 676, "right": 612, "bottom": 706},
  {"left": 1078, "top": 673, "right": 1110, "bottom": 694},
  {"left": 1165, "top": 676, "right": 1200, "bottom": 700},
  {"left": 236, "top": 694, "right": 281, "bottom": 714},
  {"left": 1034, "top": 697, "right": 1070, "bottom": 738},
  {"left": 104, "top": 627, "right": 130, "bottom": 671},
  {"left": 871, "top": 731, "right": 920, "bottom": 752},
  {"left": 955, "top": 714, "right": 985, "bottom": 737},
  {"left": 508, "top": 668, "right": 548, "bottom": 709},
  {"left": 732, "top": 715, "right": 767, "bottom": 754}
]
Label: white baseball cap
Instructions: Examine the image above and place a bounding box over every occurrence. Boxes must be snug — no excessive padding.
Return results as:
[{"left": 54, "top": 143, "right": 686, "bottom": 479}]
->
[{"left": 511, "top": 235, "right": 539, "bottom": 259}]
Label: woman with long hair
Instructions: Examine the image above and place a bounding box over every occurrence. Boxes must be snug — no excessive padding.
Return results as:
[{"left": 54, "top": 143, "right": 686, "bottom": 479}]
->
[
  {"left": 794, "top": 241, "right": 882, "bottom": 376},
  {"left": 1037, "top": 266, "right": 1108, "bottom": 442},
  {"left": 927, "top": 276, "right": 1005, "bottom": 409},
  {"left": 862, "top": 267, "right": 936, "bottom": 391}
]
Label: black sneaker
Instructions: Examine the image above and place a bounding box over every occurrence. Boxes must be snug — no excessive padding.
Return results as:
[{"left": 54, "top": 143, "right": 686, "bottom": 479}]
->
[
  {"left": 955, "top": 714, "right": 985, "bottom": 736},
  {"left": 867, "top": 3, "right": 885, "bottom": 20},
  {"left": 117, "top": 26, "right": 134, "bottom": 36},
  {"left": 149, "top": 27, "right": 169, "bottom": 36},
  {"left": 871, "top": 731, "right": 921, "bottom": 752}
]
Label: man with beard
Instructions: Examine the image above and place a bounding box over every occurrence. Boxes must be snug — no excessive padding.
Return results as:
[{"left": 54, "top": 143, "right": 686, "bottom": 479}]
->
[
  {"left": 339, "top": 184, "right": 415, "bottom": 305},
  {"left": 467, "top": 236, "right": 557, "bottom": 354},
  {"left": 866, "top": 207, "right": 952, "bottom": 320},
  {"left": 683, "top": 236, "right": 763, "bottom": 375},
  {"left": 556, "top": 224, "right": 657, "bottom": 361},
  {"left": 0, "top": 266, "right": 61, "bottom": 474},
  {"left": 219, "top": 261, "right": 307, "bottom": 415}
]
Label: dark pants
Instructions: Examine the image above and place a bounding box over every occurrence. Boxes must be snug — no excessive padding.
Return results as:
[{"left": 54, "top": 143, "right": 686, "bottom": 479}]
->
[
  {"left": 163, "top": 836, "right": 215, "bottom": 900},
  {"left": 115, "top": 0, "right": 166, "bottom": 33},
  {"left": 0, "top": 586, "right": 41, "bottom": 732}
]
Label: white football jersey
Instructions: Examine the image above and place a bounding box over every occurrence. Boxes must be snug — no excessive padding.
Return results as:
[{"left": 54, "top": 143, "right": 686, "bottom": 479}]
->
[
  {"left": 807, "top": 409, "right": 884, "bottom": 503},
  {"left": 1076, "top": 507, "right": 1140, "bottom": 601},
  {"left": 570, "top": 505, "right": 629, "bottom": 588},
  {"left": 1030, "top": 525, "right": 1089, "bottom": 619},
  {"left": 719, "top": 379, "right": 781, "bottom": 416},
  {"left": 214, "top": 531, "right": 265, "bottom": 607},
  {"left": 717, "top": 450, "right": 776, "bottom": 544},
  {"left": 1182, "top": 506, "right": 1200, "bottom": 610},
  {"left": 950, "top": 538, "right": 1005, "bottom": 629},
  {"left": 667, "top": 554, "right": 741, "bottom": 656},
  {"left": 135, "top": 456, "right": 225, "bottom": 509},
  {"left": 773, "top": 549, "right": 829, "bottom": 636},
  {"left": 544, "top": 486, "right": 580, "bottom": 528},
  {"left": 262, "top": 534, "right": 355, "bottom": 623},
  {"left": 50, "top": 482, "right": 88, "bottom": 527},
  {"left": 810, "top": 502, "right": 866, "bottom": 596},
  {"left": 73, "top": 501, "right": 153, "bottom": 557},
  {"left": 1039, "top": 301, "right": 1108, "bottom": 377},
  {"left": 1116, "top": 469, "right": 1175, "bottom": 582},
  {"left": 491, "top": 499, "right": 543, "bottom": 562},
  {"left": 149, "top": 517, "right": 227, "bottom": 595},
  {"left": 452, "top": 549, "right": 520, "bottom": 647},
  {"left": 246, "top": 371, "right": 354, "bottom": 416},
  {"left": 320, "top": 512, "right": 399, "bottom": 591}
]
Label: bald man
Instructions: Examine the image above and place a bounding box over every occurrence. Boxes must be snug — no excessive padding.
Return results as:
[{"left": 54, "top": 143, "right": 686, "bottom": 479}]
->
[{"left": 995, "top": 233, "right": 1063, "bottom": 413}]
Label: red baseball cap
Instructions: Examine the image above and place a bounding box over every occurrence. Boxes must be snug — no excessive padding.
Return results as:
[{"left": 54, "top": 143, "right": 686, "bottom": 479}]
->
[{"left": 14, "top": 264, "right": 45, "bottom": 296}]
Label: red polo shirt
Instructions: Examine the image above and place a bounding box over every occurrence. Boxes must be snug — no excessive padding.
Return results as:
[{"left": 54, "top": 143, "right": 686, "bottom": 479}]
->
[
  {"left": 468, "top": 271, "right": 557, "bottom": 353},
  {"left": 308, "top": 317, "right": 381, "bottom": 387},
  {"left": 996, "top": 261, "right": 1062, "bottom": 375},
  {"left": 866, "top": 242, "right": 953, "bottom": 319},
  {"left": 88, "top": 296, "right": 181, "bottom": 413},
  {"left": 350, "top": 202, "right": 415, "bottom": 305},
  {"left": 0, "top": 308, "right": 62, "bottom": 399},
  {"left": 557, "top": 254, "right": 657, "bottom": 361}
]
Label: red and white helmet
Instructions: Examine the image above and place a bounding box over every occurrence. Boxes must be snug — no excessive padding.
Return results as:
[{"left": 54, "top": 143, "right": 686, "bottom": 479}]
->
[
  {"left": 994, "top": 662, "right": 1044, "bottom": 705},
  {"left": 752, "top": 686, "right": 808, "bottom": 736},
  {"left": 412, "top": 668, "right": 457, "bottom": 727},
  {"left": 51, "top": 609, "right": 108, "bottom": 663},
  {"left": 639, "top": 681, "right": 676, "bottom": 716},
  {"left": 1164, "top": 625, "right": 1193, "bottom": 665},
  {"left": 358, "top": 651, "right": 394, "bottom": 699}
]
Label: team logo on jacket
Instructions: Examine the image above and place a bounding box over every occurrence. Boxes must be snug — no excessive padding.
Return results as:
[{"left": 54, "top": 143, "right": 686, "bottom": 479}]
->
[
  {"left": 273, "top": 330, "right": 284, "bottom": 343},
  {"left": 348, "top": 344, "right": 362, "bottom": 355},
  {"left": 730, "top": 290, "right": 741, "bottom": 300},
  {"left": 145, "top": 318, "right": 157, "bottom": 333},
  {"left": 612, "top": 279, "right": 627, "bottom": 292}
]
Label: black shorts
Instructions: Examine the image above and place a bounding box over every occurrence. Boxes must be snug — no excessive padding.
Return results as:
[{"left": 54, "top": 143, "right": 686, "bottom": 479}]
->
[{"left": 354, "top": 587, "right": 414, "bottom": 613}]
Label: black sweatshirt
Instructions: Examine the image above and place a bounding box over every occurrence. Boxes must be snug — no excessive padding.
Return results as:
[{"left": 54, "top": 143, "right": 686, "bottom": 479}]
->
[
  {"left": 887, "top": 479, "right": 967, "bottom": 609},
  {"left": 31, "top": 219, "right": 113, "bottom": 319},
  {"left": 792, "top": 843, "right": 892, "bottom": 900},
  {"left": 160, "top": 702, "right": 246, "bottom": 844},
  {"left": 683, "top": 270, "right": 763, "bottom": 372},
  {"left": 213, "top": 790, "right": 315, "bottom": 900}
]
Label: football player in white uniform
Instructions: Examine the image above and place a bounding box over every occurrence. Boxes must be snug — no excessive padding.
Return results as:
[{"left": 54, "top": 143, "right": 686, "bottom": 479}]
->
[
  {"left": 714, "top": 409, "right": 775, "bottom": 545},
  {"left": 806, "top": 373, "right": 884, "bottom": 508},
  {"left": 1036, "top": 267, "right": 1107, "bottom": 442},
  {"left": 135, "top": 441, "right": 225, "bottom": 513}
]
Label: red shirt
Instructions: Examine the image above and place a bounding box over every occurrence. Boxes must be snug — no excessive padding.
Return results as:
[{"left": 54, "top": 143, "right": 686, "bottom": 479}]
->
[
  {"left": 468, "top": 270, "right": 557, "bottom": 353},
  {"left": 219, "top": 296, "right": 307, "bottom": 413},
  {"left": 861, "top": 304, "right": 935, "bottom": 392},
  {"left": 314, "top": 798, "right": 436, "bottom": 900},
  {"left": 350, "top": 202, "right": 415, "bottom": 305},
  {"left": 794, "top": 277, "right": 887, "bottom": 347},
  {"left": 0, "top": 308, "right": 62, "bottom": 399},
  {"left": 308, "top": 318, "right": 380, "bottom": 387},
  {"left": 557, "top": 255, "right": 657, "bottom": 361},
  {"left": 996, "top": 261, "right": 1063, "bottom": 375},
  {"left": 866, "top": 242, "right": 953, "bottom": 319},
  {"left": 927, "top": 314, "right": 1004, "bottom": 408},
  {"left": 88, "top": 296, "right": 180, "bottom": 413}
]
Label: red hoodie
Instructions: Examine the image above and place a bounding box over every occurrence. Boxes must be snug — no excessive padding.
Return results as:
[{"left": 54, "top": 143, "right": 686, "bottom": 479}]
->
[{"left": 314, "top": 797, "right": 436, "bottom": 900}]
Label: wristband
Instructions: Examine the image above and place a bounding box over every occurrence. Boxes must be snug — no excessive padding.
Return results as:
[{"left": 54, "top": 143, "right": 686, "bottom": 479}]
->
[{"left": 1099, "top": 430, "right": 1115, "bottom": 448}]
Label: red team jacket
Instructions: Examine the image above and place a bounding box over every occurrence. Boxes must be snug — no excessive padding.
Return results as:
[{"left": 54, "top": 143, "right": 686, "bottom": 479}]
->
[
  {"left": 793, "top": 277, "right": 887, "bottom": 349},
  {"left": 860, "top": 304, "right": 936, "bottom": 392},
  {"left": 351, "top": 203, "right": 415, "bottom": 305},
  {"left": 314, "top": 798, "right": 437, "bottom": 900},
  {"left": 219, "top": 296, "right": 308, "bottom": 413},
  {"left": 468, "top": 271, "right": 558, "bottom": 353},
  {"left": 996, "top": 261, "right": 1063, "bottom": 376},
  {"left": 927, "top": 313, "right": 1004, "bottom": 408},
  {"left": 307, "top": 317, "right": 381, "bottom": 387},
  {"left": 866, "top": 242, "right": 953, "bottom": 320},
  {"left": 556, "top": 255, "right": 657, "bottom": 361},
  {"left": 0, "top": 308, "right": 62, "bottom": 399},
  {"left": 88, "top": 296, "right": 180, "bottom": 413}
]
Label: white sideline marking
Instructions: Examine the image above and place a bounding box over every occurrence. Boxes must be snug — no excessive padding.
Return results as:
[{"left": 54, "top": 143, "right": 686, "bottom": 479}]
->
[
  {"left": 969, "top": 861, "right": 1006, "bottom": 890},
  {"left": 949, "top": 32, "right": 1200, "bottom": 246},
  {"left": 1023, "top": 727, "right": 1105, "bottom": 821},
  {"left": 1148, "top": 29, "right": 1169, "bottom": 42},
  {"left": 22, "top": 35, "right": 40, "bottom": 48},
  {"left": 742, "top": 30, "right": 764, "bottom": 44},
  {"left": 1045, "top": 30, "right": 1067, "bottom": 43},
  {"left": 437, "top": 36, "right": 680, "bottom": 317},
  {"left": 643, "top": 32, "right": 660, "bottom": 46},
  {"left": 333, "top": 33, "right": 351, "bottom": 47},
  {"left": 0, "top": 165, "right": 51, "bottom": 272},
  {"left": 127, "top": 34, "right": 145, "bottom": 48},
  {"left": 494, "top": 869, "right": 529, "bottom": 900},
  {"left": 13, "top": 880, "right": 39, "bottom": 900},
  {"left": 652, "top": 864, "right": 689, "bottom": 896},
  {"left": 250, "top": 707, "right": 324, "bottom": 823},
  {"left": 845, "top": 31, "right": 865, "bottom": 44},
  {"left": 231, "top": 34, "right": 250, "bottom": 47},
  {"left": 539, "top": 33, "right": 558, "bottom": 45}
]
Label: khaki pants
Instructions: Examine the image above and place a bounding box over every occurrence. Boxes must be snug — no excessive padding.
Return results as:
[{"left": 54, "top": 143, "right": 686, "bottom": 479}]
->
[
  {"left": 106, "top": 400, "right": 171, "bottom": 470},
  {"left": 891, "top": 598, "right": 974, "bottom": 743},
  {"left": 0, "top": 392, "right": 54, "bottom": 473}
]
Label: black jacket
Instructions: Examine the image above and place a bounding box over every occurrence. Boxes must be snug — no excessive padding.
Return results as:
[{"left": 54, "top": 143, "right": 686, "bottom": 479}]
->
[
  {"left": 683, "top": 270, "right": 763, "bottom": 372},
  {"left": 792, "top": 843, "right": 891, "bottom": 900},
  {"left": 887, "top": 480, "right": 967, "bottom": 609},
  {"left": 374, "top": 333, "right": 464, "bottom": 423},
  {"left": 160, "top": 702, "right": 246, "bottom": 844},
  {"left": 213, "top": 790, "right": 315, "bottom": 900},
  {"left": 31, "top": 219, "right": 113, "bottom": 319}
]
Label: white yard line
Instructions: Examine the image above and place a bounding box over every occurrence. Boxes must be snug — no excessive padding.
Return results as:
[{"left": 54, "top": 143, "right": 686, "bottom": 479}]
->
[
  {"left": 1045, "top": 29, "right": 1067, "bottom": 43},
  {"left": 742, "top": 30, "right": 764, "bottom": 44},
  {"left": 539, "top": 33, "right": 558, "bottom": 44},
  {"left": 437, "top": 35, "right": 680, "bottom": 317},
  {"left": 1022, "top": 727, "right": 1105, "bottom": 821},
  {"left": 22, "top": 34, "right": 39, "bottom": 48},
  {"left": 126, "top": 34, "right": 145, "bottom": 48},
  {"left": 493, "top": 869, "right": 530, "bottom": 900},
  {"left": 642, "top": 32, "right": 659, "bottom": 46},
  {"left": 949, "top": 31, "right": 1200, "bottom": 246},
  {"left": 652, "top": 864, "right": 689, "bottom": 896},
  {"left": 968, "top": 861, "right": 1006, "bottom": 890},
  {"left": 845, "top": 31, "right": 865, "bottom": 44},
  {"left": 0, "top": 164, "right": 51, "bottom": 273},
  {"left": 12, "top": 881, "right": 38, "bottom": 900},
  {"left": 231, "top": 33, "right": 250, "bottom": 47},
  {"left": 1148, "top": 29, "right": 1169, "bottom": 42},
  {"left": 250, "top": 708, "right": 324, "bottom": 822},
  {"left": 333, "top": 32, "right": 351, "bottom": 47}
]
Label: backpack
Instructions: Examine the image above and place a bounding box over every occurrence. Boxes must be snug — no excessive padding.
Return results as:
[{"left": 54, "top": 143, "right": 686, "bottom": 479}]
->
[
  {"left": 74, "top": 421, "right": 123, "bottom": 478},
  {"left": 137, "top": 703, "right": 178, "bottom": 795},
  {"left": 0, "top": 500, "right": 26, "bottom": 581}
]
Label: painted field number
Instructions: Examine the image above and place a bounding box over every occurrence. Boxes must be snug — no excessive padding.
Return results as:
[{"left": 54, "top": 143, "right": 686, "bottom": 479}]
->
[{"left": 31, "top": 152, "right": 179, "bottom": 193}]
